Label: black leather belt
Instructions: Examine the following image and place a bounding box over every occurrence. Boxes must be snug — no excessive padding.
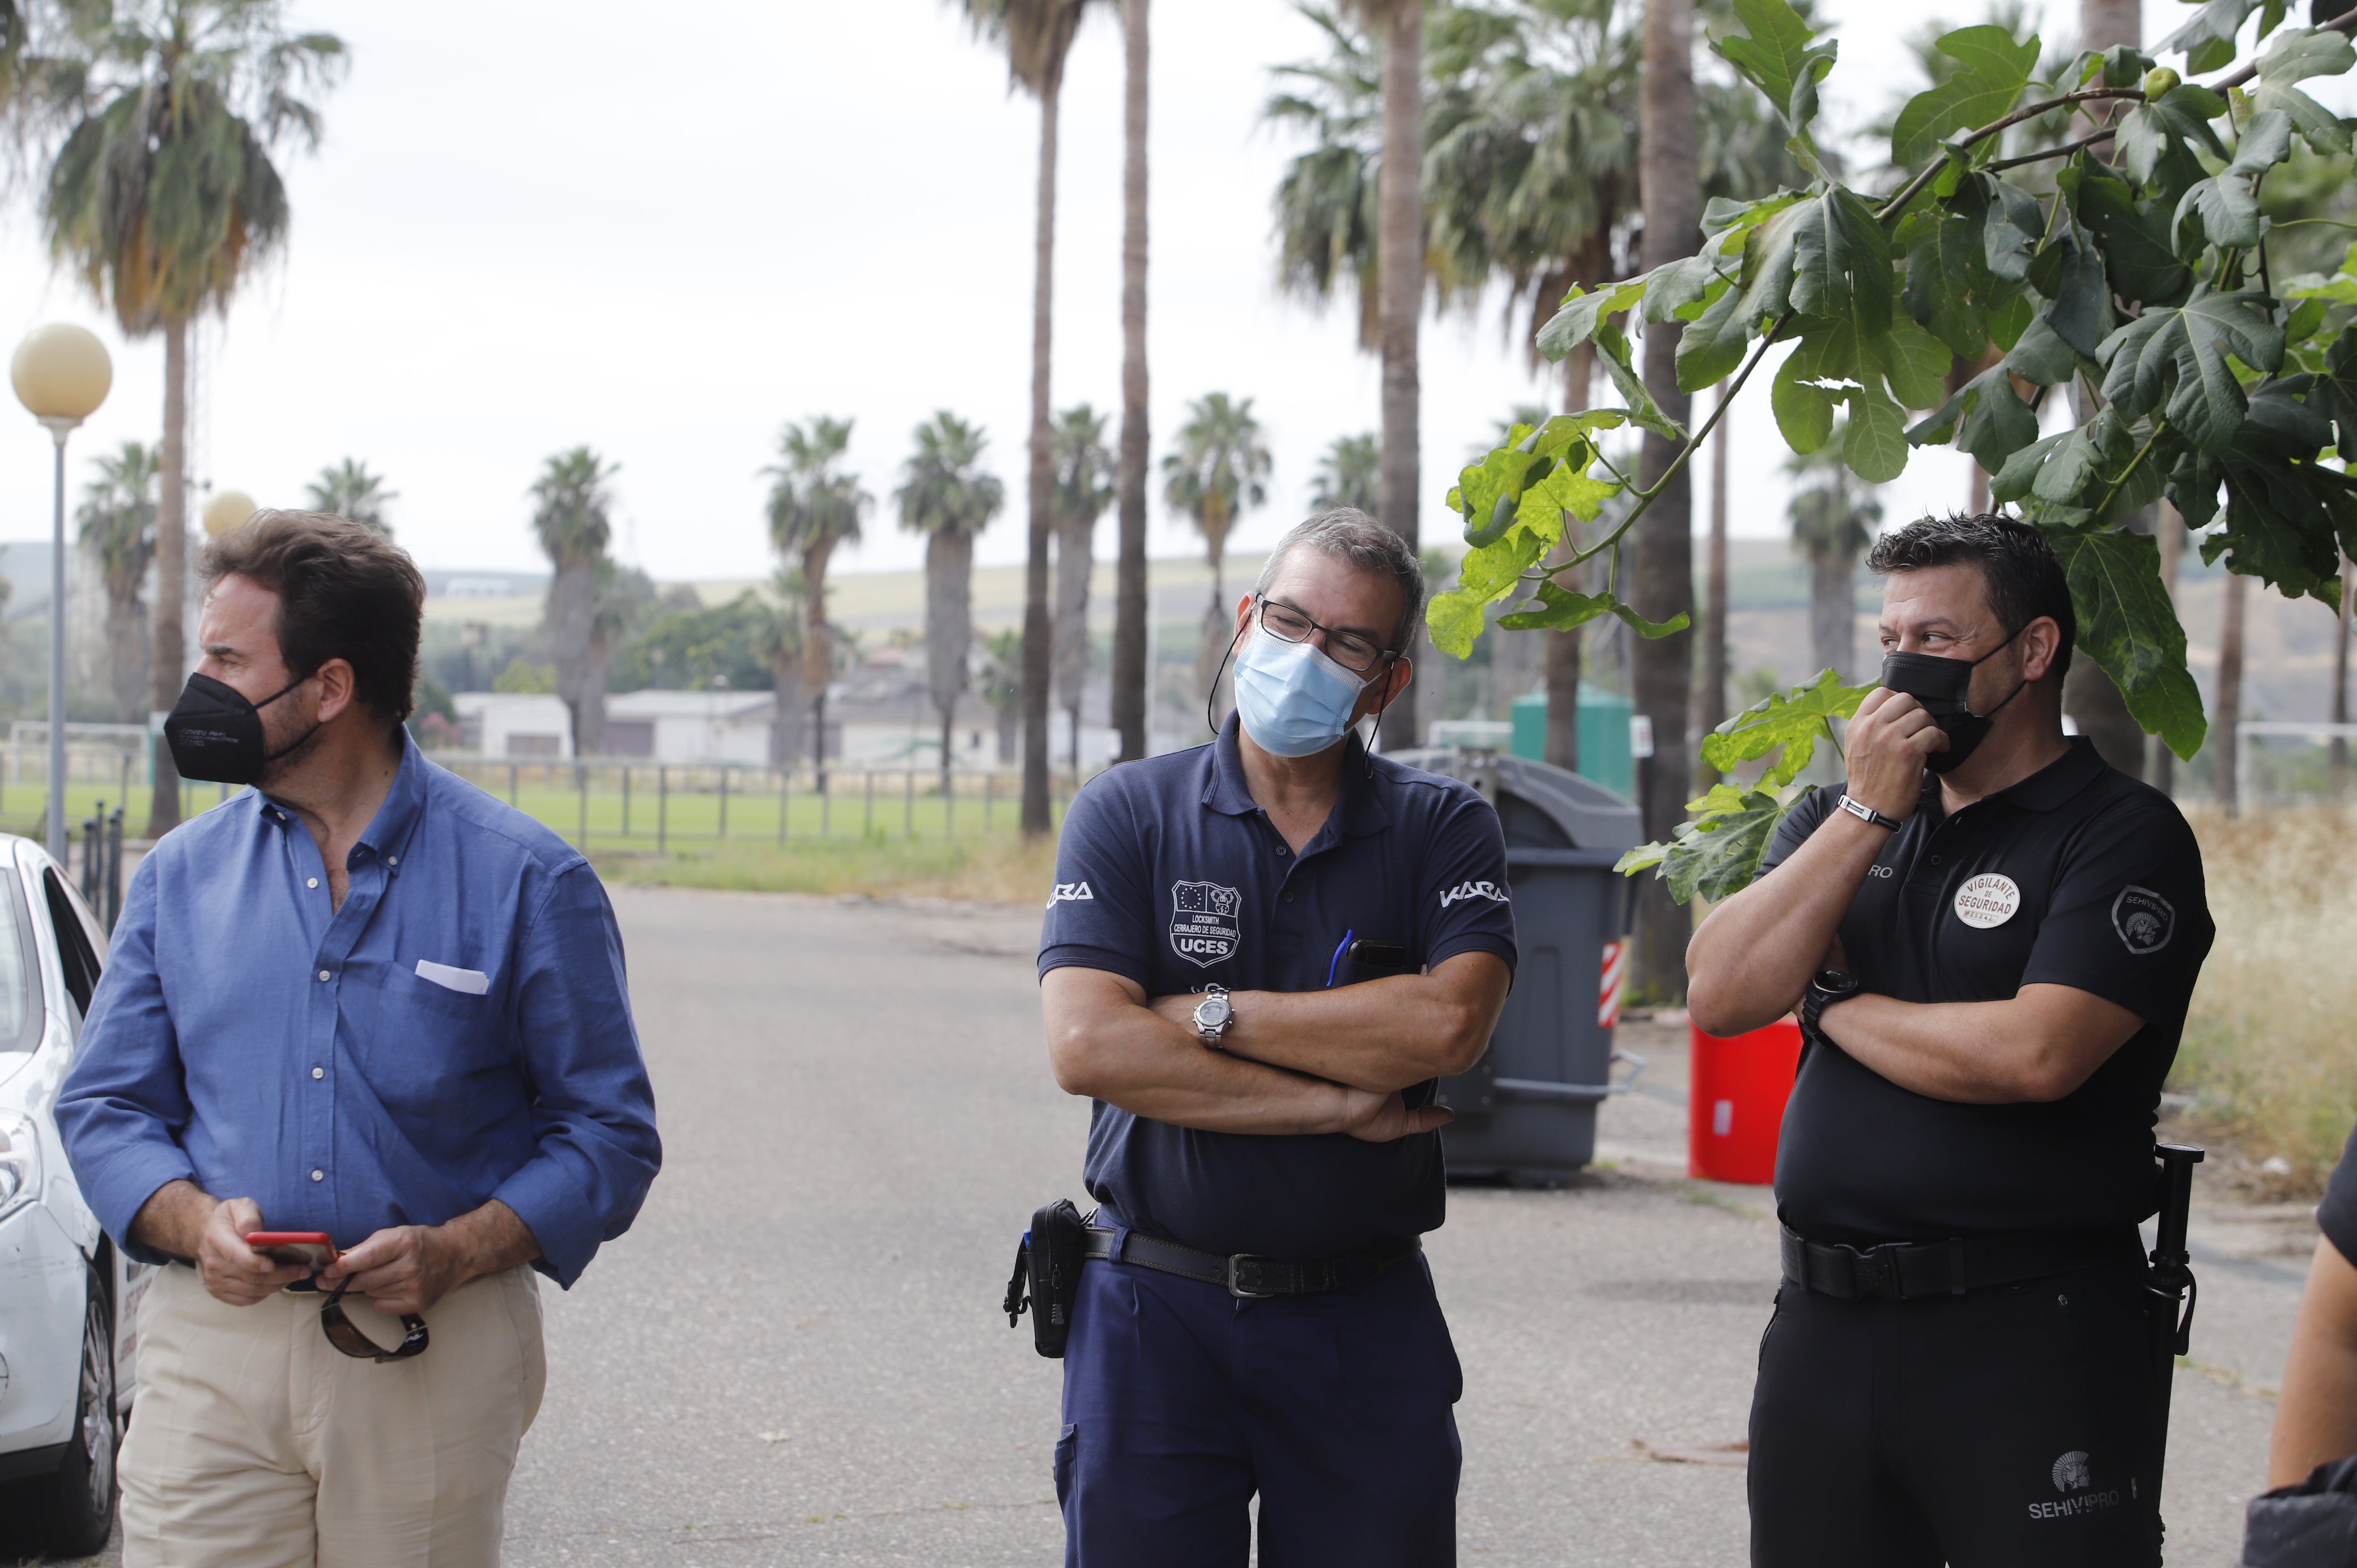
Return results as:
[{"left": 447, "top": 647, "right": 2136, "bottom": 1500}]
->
[
  {"left": 1083, "top": 1225, "right": 1420, "bottom": 1299},
  {"left": 1780, "top": 1224, "right": 2143, "bottom": 1302}
]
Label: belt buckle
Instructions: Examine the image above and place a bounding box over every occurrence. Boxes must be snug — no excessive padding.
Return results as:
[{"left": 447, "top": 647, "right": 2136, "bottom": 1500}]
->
[
  {"left": 1225, "top": 1254, "right": 1280, "bottom": 1299},
  {"left": 1848, "top": 1243, "right": 1901, "bottom": 1301}
]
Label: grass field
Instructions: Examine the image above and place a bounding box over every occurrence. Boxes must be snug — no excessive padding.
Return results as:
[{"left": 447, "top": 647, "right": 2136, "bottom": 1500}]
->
[{"left": 2170, "top": 806, "right": 2357, "bottom": 1195}]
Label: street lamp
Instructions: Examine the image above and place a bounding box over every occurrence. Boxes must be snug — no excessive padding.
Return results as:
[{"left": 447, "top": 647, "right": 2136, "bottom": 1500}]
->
[
  {"left": 201, "top": 489, "right": 256, "bottom": 538},
  {"left": 10, "top": 325, "right": 112, "bottom": 864}
]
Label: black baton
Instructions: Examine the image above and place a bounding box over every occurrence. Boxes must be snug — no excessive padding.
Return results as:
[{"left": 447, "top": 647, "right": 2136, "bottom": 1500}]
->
[{"left": 2147, "top": 1143, "right": 2203, "bottom": 1509}]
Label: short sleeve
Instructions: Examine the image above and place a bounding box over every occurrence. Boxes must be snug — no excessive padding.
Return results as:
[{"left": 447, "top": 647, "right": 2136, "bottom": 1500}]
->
[
  {"left": 1037, "top": 772, "right": 1157, "bottom": 988},
  {"left": 1415, "top": 790, "right": 1518, "bottom": 977},
  {"left": 2018, "top": 800, "right": 2214, "bottom": 1022},
  {"left": 2321, "top": 1123, "right": 2357, "bottom": 1267},
  {"left": 1756, "top": 786, "right": 1835, "bottom": 880}
]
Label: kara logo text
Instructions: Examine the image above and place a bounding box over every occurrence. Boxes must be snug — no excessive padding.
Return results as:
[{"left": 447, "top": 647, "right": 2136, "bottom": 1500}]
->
[
  {"left": 1440, "top": 880, "right": 1509, "bottom": 908},
  {"left": 1046, "top": 881, "right": 1095, "bottom": 907}
]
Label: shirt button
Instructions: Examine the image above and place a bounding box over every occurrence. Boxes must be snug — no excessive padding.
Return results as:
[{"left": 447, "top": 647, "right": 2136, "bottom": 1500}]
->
[
  {"left": 310, "top": 1169, "right": 324, "bottom": 1182},
  {"left": 1277, "top": 847, "right": 1288, "bottom": 857},
  {"left": 317, "top": 970, "right": 331, "bottom": 982},
  {"left": 1283, "top": 892, "right": 1295, "bottom": 904},
  {"left": 1931, "top": 855, "right": 1942, "bottom": 866},
  {"left": 311, "top": 1067, "right": 324, "bottom": 1079},
  {"left": 387, "top": 855, "right": 398, "bottom": 866},
  {"left": 307, "top": 877, "right": 319, "bottom": 890}
]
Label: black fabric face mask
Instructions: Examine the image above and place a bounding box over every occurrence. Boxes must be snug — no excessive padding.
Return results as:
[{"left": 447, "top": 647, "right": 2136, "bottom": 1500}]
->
[
  {"left": 1879, "top": 634, "right": 2026, "bottom": 774},
  {"left": 163, "top": 671, "right": 315, "bottom": 785}
]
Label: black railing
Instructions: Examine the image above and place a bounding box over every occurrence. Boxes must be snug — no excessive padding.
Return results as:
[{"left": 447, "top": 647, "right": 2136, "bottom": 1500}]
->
[{"left": 76, "top": 802, "right": 124, "bottom": 930}]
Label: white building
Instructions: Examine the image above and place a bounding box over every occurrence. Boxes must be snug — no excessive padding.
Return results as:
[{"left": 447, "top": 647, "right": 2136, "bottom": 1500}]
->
[
  {"left": 454, "top": 693, "right": 573, "bottom": 758},
  {"left": 602, "top": 691, "right": 776, "bottom": 762}
]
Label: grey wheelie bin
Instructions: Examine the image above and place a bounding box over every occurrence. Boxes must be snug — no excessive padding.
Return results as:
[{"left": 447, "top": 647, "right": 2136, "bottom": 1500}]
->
[{"left": 1393, "top": 745, "right": 1645, "bottom": 1185}]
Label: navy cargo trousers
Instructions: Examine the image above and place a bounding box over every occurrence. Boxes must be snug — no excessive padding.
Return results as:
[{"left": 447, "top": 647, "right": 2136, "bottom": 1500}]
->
[{"left": 1056, "top": 1239, "right": 1463, "bottom": 1567}]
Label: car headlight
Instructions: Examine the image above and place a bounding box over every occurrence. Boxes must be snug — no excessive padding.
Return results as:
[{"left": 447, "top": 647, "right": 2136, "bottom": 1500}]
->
[{"left": 0, "top": 1111, "right": 40, "bottom": 1217}]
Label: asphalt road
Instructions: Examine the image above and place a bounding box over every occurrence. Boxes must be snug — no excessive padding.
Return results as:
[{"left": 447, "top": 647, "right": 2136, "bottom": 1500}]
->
[{"left": 19, "top": 885, "right": 2304, "bottom": 1565}]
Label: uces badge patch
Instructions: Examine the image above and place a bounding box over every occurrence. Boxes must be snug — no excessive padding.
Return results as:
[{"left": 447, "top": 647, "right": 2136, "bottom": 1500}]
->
[
  {"left": 1169, "top": 880, "right": 1243, "bottom": 968},
  {"left": 2111, "top": 885, "right": 2175, "bottom": 955}
]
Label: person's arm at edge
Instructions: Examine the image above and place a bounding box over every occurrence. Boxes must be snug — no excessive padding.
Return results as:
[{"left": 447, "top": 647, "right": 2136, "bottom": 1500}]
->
[
  {"left": 1813, "top": 982, "right": 2144, "bottom": 1104},
  {"left": 2271, "top": 1234, "right": 2357, "bottom": 1488},
  {"left": 1043, "top": 965, "right": 1449, "bottom": 1141},
  {"left": 1148, "top": 951, "right": 1510, "bottom": 1093}
]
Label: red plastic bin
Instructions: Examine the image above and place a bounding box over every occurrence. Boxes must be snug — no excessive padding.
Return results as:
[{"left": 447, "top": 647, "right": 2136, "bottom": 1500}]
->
[{"left": 1688, "top": 1017, "right": 1803, "bottom": 1184}]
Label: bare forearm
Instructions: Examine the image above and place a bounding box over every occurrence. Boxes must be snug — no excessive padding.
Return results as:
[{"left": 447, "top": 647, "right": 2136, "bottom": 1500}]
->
[
  {"left": 1818, "top": 984, "right": 2136, "bottom": 1104},
  {"left": 1052, "top": 1003, "right": 1354, "bottom": 1134},
  {"left": 1215, "top": 958, "right": 1509, "bottom": 1092},
  {"left": 129, "top": 1178, "right": 216, "bottom": 1260},
  {"left": 439, "top": 1199, "right": 540, "bottom": 1280},
  {"left": 2272, "top": 1238, "right": 2357, "bottom": 1487},
  {"left": 1687, "top": 813, "right": 1887, "bottom": 1036}
]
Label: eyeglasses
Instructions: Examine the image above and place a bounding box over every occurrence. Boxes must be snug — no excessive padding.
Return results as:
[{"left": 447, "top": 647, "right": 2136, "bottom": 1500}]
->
[
  {"left": 320, "top": 1281, "right": 429, "bottom": 1362},
  {"left": 1254, "top": 596, "right": 1396, "bottom": 675}
]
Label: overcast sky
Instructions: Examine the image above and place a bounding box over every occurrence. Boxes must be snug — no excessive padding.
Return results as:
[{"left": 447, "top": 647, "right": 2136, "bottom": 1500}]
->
[{"left": 0, "top": 1, "right": 2286, "bottom": 582}]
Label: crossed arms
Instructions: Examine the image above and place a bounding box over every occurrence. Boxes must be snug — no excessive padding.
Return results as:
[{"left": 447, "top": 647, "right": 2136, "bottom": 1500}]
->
[
  {"left": 1043, "top": 953, "right": 1512, "bottom": 1142},
  {"left": 1686, "top": 807, "right": 2143, "bottom": 1105}
]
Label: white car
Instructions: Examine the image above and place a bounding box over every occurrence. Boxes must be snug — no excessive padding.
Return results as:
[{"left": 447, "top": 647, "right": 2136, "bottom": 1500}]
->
[{"left": 0, "top": 834, "right": 138, "bottom": 1557}]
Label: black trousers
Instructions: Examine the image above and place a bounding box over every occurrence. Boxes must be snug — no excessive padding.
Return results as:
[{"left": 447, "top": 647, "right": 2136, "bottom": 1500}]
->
[{"left": 1748, "top": 1258, "right": 2165, "bottom": 1568}]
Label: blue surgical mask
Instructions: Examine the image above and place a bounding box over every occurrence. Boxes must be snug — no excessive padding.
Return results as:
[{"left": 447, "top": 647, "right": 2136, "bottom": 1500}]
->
[{"left": 1232, "top": 629, "right": 1376, "bottom": 757}]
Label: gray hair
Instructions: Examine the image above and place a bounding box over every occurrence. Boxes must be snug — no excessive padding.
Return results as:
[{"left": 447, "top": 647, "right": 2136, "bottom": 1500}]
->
[{"left": 1252, "top": 508, "right": 1425, "bottom": 653}]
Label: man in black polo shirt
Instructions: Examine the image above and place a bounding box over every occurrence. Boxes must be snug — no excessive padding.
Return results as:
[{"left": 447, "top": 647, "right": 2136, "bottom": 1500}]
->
[
  {"left": 1687, "top": 512, "right": 2214, "bottom": 1567},
  {"left": 1038, "top": 509, "right": 1516, "bottom": 1567}
]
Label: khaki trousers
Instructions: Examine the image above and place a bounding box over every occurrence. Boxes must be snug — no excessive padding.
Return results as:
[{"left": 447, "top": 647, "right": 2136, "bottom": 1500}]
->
[{"left": 120, "top": 1261, "right": 546, "bottom": 1568}]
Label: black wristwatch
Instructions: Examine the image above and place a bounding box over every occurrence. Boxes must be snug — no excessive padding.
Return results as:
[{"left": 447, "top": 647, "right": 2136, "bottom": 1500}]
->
[{"left": 1801, "top": 968, "right": 1862, "bottom": 1043}]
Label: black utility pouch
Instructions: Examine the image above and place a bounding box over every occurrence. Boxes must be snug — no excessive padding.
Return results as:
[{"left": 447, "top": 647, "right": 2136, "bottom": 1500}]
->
[{"left": 1002, "top": 1199, "right": 1087, "bottom": 1358}]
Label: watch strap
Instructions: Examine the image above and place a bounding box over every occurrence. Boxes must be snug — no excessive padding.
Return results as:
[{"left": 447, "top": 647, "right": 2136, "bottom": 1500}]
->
[{"left": 1836, "top": 794, "right": 1903, "bottom": 832}]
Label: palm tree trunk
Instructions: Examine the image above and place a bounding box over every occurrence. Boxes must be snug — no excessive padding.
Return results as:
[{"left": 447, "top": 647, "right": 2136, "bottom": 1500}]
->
[
  {"left": 1543, "top": 336, "right": 1594, "bottom": 774},
  {"left": 1631, "top": 0, "right": 1700, "bottom": 1002},
  {"left": 803, "top": 538, "right": 834, "bottom": 786},
  {"left": 1809, "top": 550, "right": 1853, "bottom": 682},
  {"left": 1695, "top": 386, "right": 1731, "bottom": 782},
  {"left": 2332, "top": 548, "right": 2350, "bottom": 799},
  {"left": 1112, "top": 0, "right": 1152, "bottom": 763},
  {"left": 1375, "top": 0, "right": 1424, "bottom": 751},
  {"left": 2216, "top": 568, "right": 2246, "bottom": 816},
  {"left": 1020, "top": 68, "right": 1063, "bottom": 837},
  {"left": 147, "top": 316, "right": 189, "bottom": 837},
  {"left": 930, "top": 527, "right": 976, "bottom": 789},
  {"left": 2150, "top": 501, "right": 2182, "bottom": 794},
  {"left": 1056, "top": 510, "right": 1092, "bottom": 772}
]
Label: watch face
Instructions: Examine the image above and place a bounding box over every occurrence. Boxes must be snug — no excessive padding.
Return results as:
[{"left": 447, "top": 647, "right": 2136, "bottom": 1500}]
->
[
  {"left": 1198, "top": 996, "right": 1232, "bottom": 1027},
  {"left": 1814, "top": 969, "right": 1860, "bottom": 995}
]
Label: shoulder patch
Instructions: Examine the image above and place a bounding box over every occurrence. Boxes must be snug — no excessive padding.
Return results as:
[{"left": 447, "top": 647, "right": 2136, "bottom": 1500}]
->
[
  {"left": 1440, "top": 879, "right": 1510, "bottom": 908},
  {"left": 2112, "top": 885, "right": 2175, "bottom": 955},
  {"left": 1046, "top": 881, "right": 1094, "bottom": 908}
]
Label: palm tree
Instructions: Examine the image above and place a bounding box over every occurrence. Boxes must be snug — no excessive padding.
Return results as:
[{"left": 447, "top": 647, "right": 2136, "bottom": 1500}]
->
[
  {"left": 1051, "top": 404, "right": 1114, "bottom": 773},
  {"left": 303, "top": 457, "right": 395, "bottom": 535},
  {"left": 76, "top": 440, "right": 158, "bottom": 723},
  {"left": 953, "top": 0, "right": 1101, "bottom": 834},
  {"left": 529, "top": 448, "right": 619, "bottom": 756},
  {"left": 897, "top": 411, "right": 1006, "bottom": 790},
  {"left": 1112, "top": 0, "right": 1152, "bottom": 764},
  {"left": 1628, "top": 0, "right": 1700, "bottom": 1002},
  {"left": 1311, "top": 432, "right": 1381, "bottom": 514},
  {"left": 765, "top": 416, "right": 870, "bottom": 782},
  {"left": 28, "top": 0, "right": 344, "bottom": 837},
  {"left": 1163, "top": 393, "right": 1271, "bottom": 715},
  {"left": 1786, "top": 434, "right": 1882, "bottom": 684}
]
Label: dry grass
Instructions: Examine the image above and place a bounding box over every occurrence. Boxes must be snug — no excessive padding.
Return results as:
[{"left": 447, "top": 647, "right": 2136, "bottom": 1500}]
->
[
  {"left": 590, "top": 830, "right": 1060, "bottom": 906},
  {"left": 2172, "top": 806, "right": 2357, "bottom": 1196}
]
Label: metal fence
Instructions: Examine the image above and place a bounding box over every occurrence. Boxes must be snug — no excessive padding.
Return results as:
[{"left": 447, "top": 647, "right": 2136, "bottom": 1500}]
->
[{"left": 430, "top": 756, "right": 1087, "bottom": 852}]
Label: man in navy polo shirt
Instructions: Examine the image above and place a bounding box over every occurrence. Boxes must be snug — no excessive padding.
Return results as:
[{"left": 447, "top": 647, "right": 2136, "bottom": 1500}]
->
[{"left": 1038, "top": 509, "right": 1516, "bottom": 1567}]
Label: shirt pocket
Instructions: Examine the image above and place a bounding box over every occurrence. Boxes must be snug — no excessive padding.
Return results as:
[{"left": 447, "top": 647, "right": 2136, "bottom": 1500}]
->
[{"left": 362, "top": 962, "right": 515, "bottom": 1113}]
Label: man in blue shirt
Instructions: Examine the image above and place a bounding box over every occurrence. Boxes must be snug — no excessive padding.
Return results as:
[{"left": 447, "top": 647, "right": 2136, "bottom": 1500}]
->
[
  {"left": 57, "top": 511, "right": 660, "bottom": 1568},
  {"left": 1039, "top": 510, "right": 1516, "bottom": 1567}
]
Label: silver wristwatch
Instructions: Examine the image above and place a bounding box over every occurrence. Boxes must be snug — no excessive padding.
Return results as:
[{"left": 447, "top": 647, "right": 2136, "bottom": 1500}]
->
[{"left": 1192, "top": 985, "right": 1235, "bottom": 1048}]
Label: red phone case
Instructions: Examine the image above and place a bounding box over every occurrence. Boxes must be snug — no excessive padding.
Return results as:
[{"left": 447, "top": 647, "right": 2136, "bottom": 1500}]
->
[{"left": 245, "top": 1232, "right": 334, "bottom": 1247}]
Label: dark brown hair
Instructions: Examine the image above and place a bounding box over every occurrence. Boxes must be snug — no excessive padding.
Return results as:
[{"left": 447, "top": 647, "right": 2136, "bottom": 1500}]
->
[
  {"left": 1866, "top": 511, "right": 2077, "bottom": 684},
  {"left": 202, "top": 509, "right": 426, "bottom": 727}
]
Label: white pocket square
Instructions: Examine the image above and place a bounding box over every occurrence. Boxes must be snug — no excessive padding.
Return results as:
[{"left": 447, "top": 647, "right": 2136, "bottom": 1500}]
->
[{"left": 415, "top": 960, "right": 489, "bottom": 995}]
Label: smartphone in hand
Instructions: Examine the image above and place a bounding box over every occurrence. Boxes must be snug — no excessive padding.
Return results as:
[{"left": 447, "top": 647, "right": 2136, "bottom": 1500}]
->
[{"left": 245, "top": 1231, "right": 337, "bottom": 1271}]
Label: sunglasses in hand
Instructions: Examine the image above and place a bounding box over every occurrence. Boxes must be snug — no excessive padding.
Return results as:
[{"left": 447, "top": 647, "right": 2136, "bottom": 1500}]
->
[{"left": 248, "top": 1231, "right": 429, "bottom": 1362}]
